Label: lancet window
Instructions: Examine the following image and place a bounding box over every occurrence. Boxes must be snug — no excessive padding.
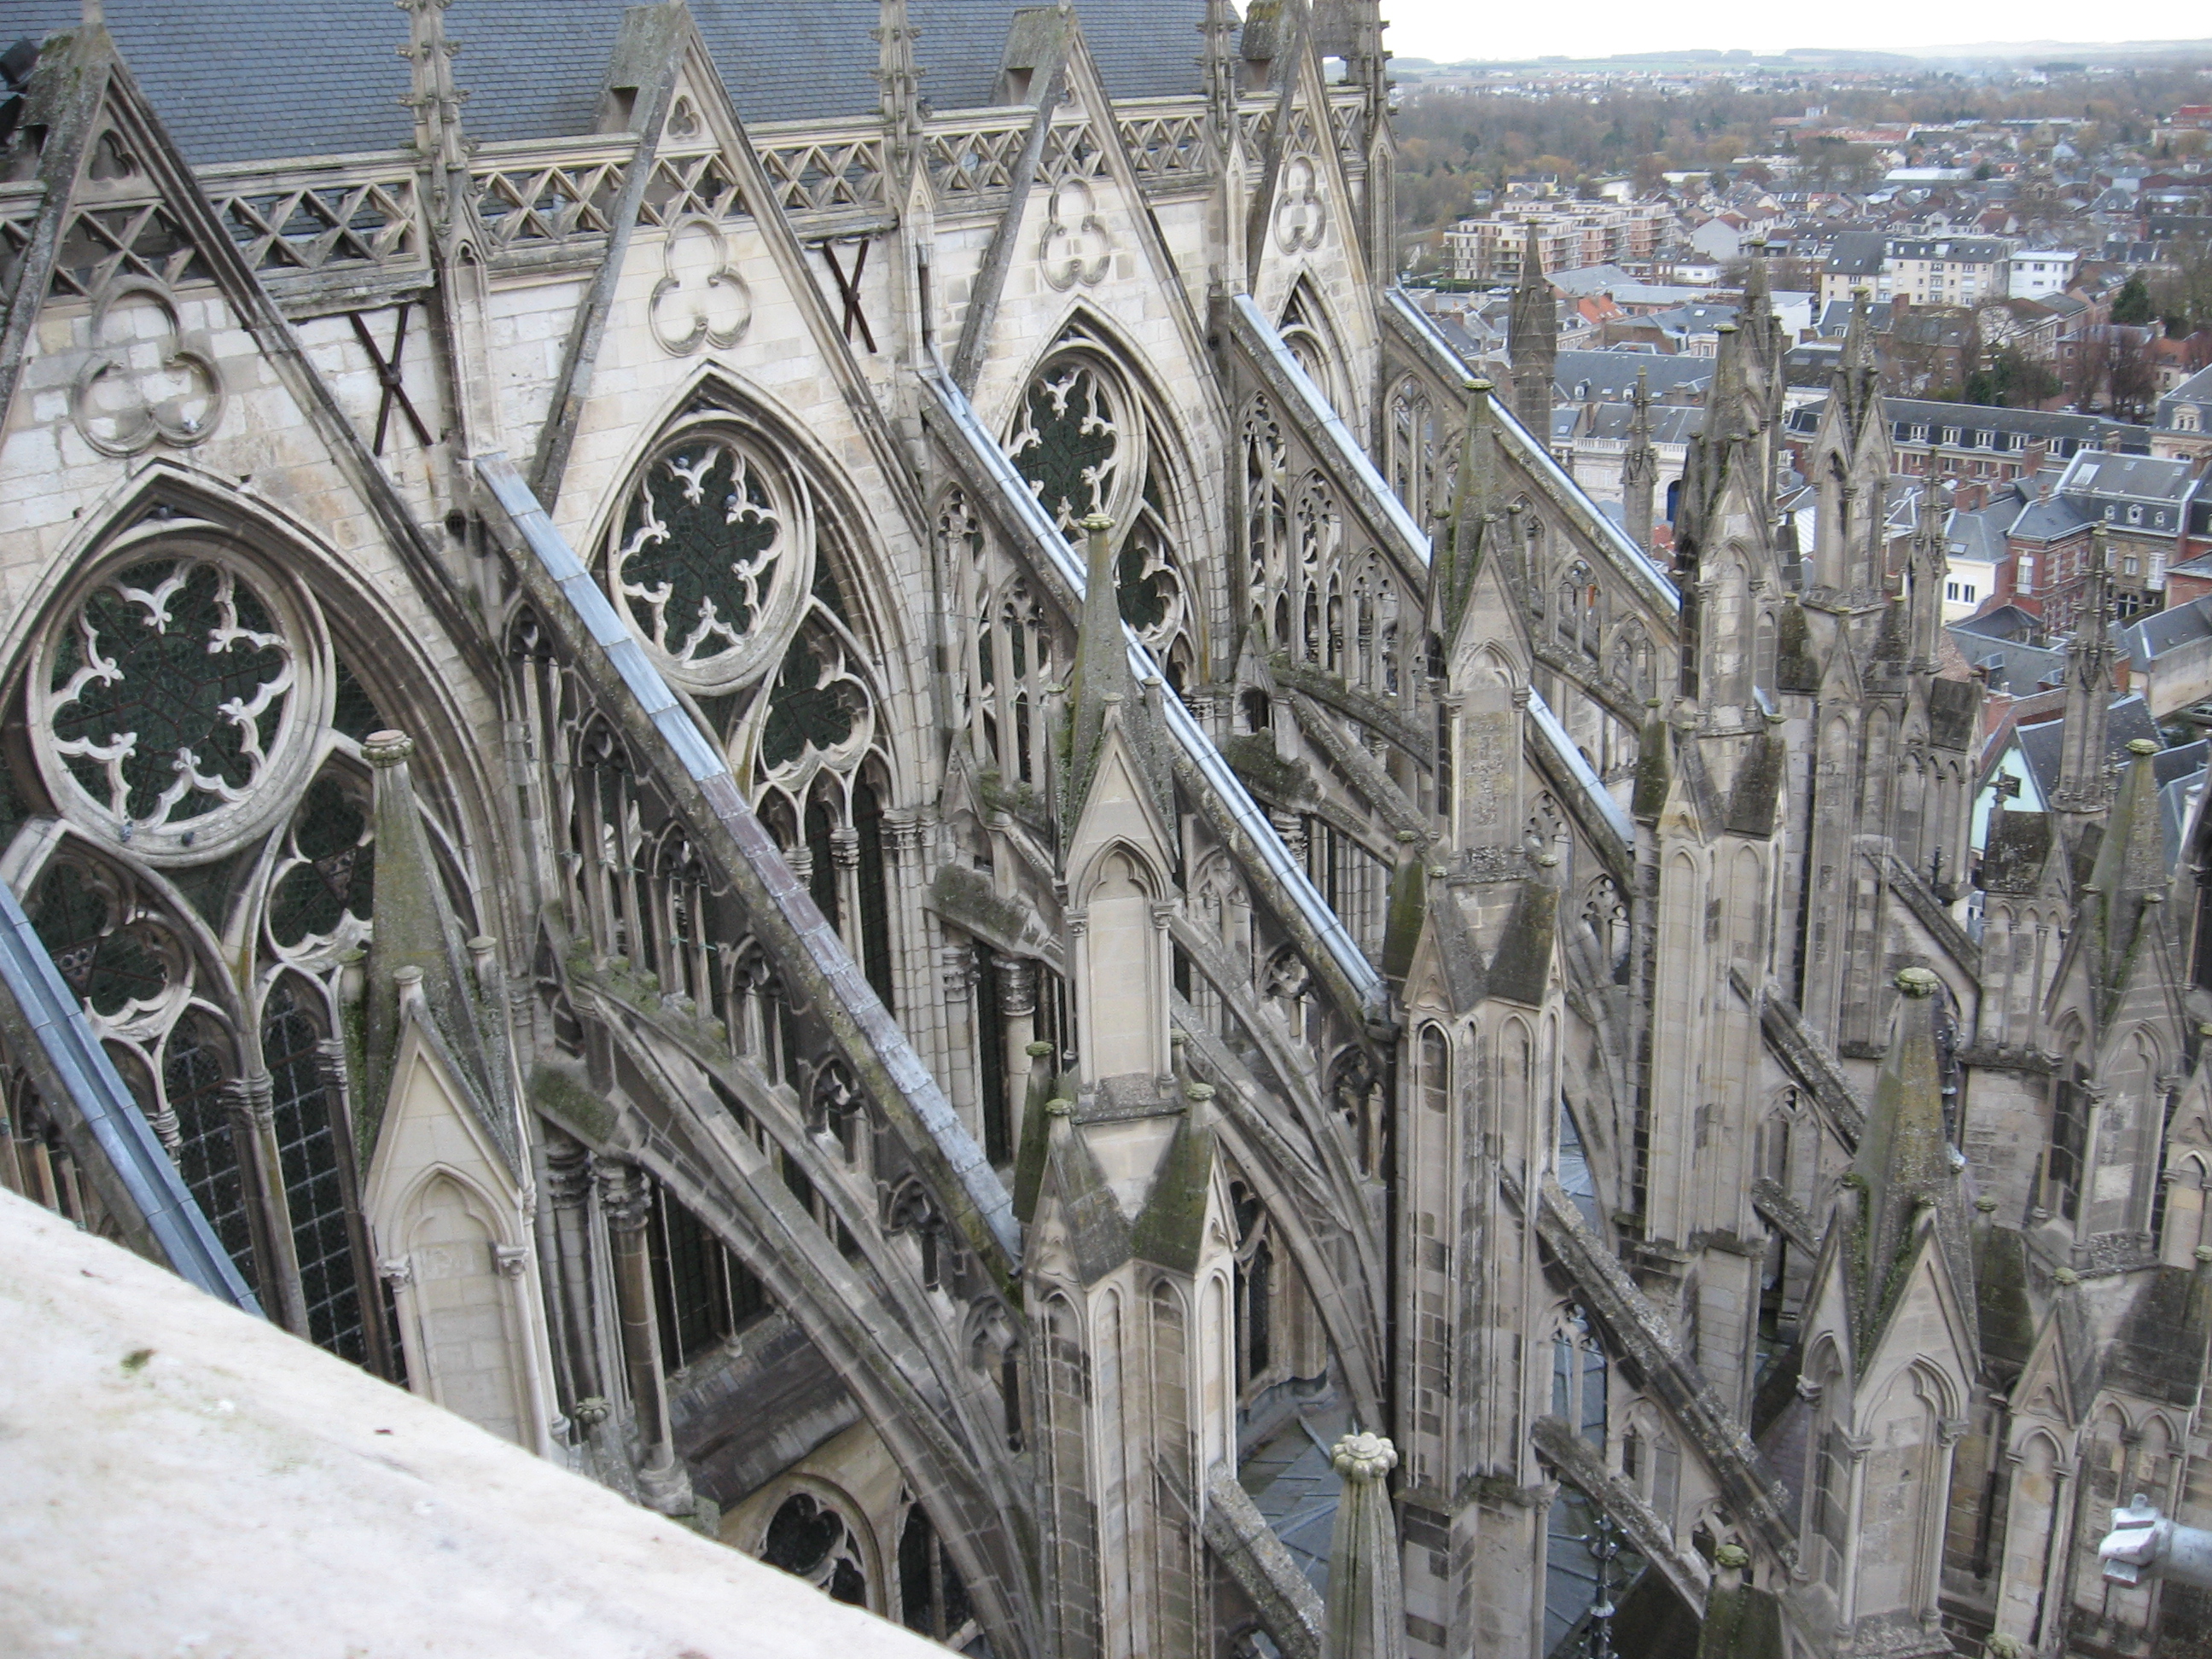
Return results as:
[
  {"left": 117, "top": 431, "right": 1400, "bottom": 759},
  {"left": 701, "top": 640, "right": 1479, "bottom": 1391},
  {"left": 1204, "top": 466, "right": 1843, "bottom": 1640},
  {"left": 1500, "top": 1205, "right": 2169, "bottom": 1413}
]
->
[
  {"left": 946, "top": 487, "right": 1064, "bottom": 801},
  {"left": 1007, "top": 333, "right": 1198, "bottom": 692},
  {"left": 1387, "top": 379, "right": 1438, "bottom": 524}
]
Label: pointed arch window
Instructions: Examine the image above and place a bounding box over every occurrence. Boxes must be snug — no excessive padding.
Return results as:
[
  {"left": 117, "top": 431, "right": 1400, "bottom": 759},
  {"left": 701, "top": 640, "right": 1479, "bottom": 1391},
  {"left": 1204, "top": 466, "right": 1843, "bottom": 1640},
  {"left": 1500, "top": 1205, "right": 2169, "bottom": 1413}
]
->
[
  {"left": 14, "top": 516, "right": 399, "bottom": 1376},
  {"left": 1007, "top": 333, "right": 1200, "bottom": 691},
  {"left": 265, "top": 980, "right": 368, "bottom": 1363}
]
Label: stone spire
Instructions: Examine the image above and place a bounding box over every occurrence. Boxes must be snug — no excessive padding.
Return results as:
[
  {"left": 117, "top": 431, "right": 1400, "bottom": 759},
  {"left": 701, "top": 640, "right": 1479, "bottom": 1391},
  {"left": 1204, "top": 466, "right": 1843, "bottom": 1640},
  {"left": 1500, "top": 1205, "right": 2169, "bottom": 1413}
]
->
[
  {"left": 2053, "top": 528, "right": 2117, "bottom": 828},
  {"left": 1509, "top": 221, "right": 1557, "bottom": 440},
  {"left": 1323, "top": 1432, "right": 1407, "bottom": 1659},
  {"left": 1835, "top": 289, "right": 1879, "bottom": 430},
  {"left": 1340, "top": 0, "right": 1389, "bottom": 109},
  {"left": 1434, "top": 377, "right": 1508, "bottom": 642},
  {"left": 1200, "top": 0, "right": 1239, "bottom": 132},
  {"left": 1062, "top": 515, "right": 1169, "bottom": 834},
  {"left": 361, "top": 731, "right": 512, "bottom": 1163},
  {"left": 1621, "top": 367, "right": 1656, "bottom": 554},
  {"left": 873, "top": 0, "right": 925, "bottom": 176},
  {"left": 396, "top": 0, "right": 470, "bottom": 212},
  {"left": 1848, "top": 967, "right": 1958, "bottom": 1347},
  {"left": 2087, "top": 737, "right": 2172, "bottom": 1006}
]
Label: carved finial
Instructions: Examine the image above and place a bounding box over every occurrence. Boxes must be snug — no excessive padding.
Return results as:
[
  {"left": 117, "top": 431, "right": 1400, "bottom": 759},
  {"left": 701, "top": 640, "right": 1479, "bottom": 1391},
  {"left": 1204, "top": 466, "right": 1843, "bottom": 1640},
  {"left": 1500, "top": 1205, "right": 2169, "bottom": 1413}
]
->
[
  {"left": 1330, "top": 1430, "right": 1398, "bottom": 1481},
  {"left": 364, "top": 729, "right": 416, "bottom": 768}
]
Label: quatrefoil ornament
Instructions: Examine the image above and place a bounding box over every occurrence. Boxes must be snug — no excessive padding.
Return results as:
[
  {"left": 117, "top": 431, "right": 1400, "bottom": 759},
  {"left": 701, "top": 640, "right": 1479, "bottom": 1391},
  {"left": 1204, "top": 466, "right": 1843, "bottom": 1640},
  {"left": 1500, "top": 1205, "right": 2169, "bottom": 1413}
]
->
[
  {"left": 649, "top": 215, "right": 754, "bottom": 356},
  {"left": 1039, "top": 179, "right": 1111, "bottom": 292},
  {"left": 69, "top": 278, "right": 225, "bottom": 458},
  {"left": 1273, "top": 156, "right": 1327, "bottom": 253}
]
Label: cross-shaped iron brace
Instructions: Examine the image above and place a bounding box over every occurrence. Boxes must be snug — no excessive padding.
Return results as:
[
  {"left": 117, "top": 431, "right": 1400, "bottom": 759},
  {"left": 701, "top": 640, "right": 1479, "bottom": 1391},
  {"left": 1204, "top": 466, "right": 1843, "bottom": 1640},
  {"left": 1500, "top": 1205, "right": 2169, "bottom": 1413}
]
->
[
  {"left": 347, "top": 306, "right": 434, "bottom": 456},
  {"left": 817, "top": 238, "right": 877, "bottom": 353}
]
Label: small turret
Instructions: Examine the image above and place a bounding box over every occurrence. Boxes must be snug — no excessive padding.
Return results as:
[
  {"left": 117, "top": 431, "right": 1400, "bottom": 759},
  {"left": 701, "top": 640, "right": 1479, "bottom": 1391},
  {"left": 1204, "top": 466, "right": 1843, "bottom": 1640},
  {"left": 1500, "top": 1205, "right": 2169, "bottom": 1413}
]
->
[
  {"left": 1509, "top": 222, "right": 1557, "bottom": 440},
  {"left": 1621, "top": 367, "right": 1656, "bottom": 554},
  {"left": 2052, "top": 529, "right": 2117, "bottom": 835},
  {"left": 1849, "top": 967, "right": 1959, "bottom": 1348}
]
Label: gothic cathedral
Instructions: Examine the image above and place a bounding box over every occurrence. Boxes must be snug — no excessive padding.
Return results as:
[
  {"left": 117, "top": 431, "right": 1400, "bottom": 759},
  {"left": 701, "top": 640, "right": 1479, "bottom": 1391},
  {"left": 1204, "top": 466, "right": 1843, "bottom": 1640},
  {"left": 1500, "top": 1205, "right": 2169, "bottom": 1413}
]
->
[{"left": 1, "top": 5, "right": 2205, "bottom": 1658}]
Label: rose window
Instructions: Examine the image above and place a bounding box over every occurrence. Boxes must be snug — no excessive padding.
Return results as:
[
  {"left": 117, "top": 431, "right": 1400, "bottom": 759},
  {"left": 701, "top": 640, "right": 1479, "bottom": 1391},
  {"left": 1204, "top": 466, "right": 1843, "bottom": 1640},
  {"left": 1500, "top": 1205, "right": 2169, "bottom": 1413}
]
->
[
  {"left": 609, "top": 431, "right": 811, "bottom": 690},
  {"left": 42, "top": 556, "right": 300, "bottom": 849}
]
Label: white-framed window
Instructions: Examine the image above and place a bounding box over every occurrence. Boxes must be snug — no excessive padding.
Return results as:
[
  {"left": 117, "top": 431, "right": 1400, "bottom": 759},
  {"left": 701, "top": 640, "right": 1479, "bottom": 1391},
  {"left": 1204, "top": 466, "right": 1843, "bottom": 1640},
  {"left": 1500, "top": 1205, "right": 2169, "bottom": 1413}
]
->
[
  {"left": 1946, "top": 580, "right": 1961, "bottom": 601},
  {"left": 1943, "top": 427, "right": 1961, "bottom": 445},
  {"left": 1910, "top": 423, "right": 1930, "bottom": 442},
  {"left": 2124, "top": 556, "right": 2141, "bottom": 575},
  {"left": 2008, "top": 433, "right": 2027, "bottom": 451},
  {"left": 1962, "top": 583, "right": 1976, "bottom": 602},
  {"left": 2019, "top": 556, "right": 2037, "bottom": 588}
]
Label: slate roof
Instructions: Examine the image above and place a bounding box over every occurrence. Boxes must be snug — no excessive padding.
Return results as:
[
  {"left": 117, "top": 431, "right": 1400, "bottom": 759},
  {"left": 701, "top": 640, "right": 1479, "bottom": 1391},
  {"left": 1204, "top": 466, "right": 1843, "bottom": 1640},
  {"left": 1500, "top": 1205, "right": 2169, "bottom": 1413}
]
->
[
  {"left": 1950, "top": 632, "right": 2064, "bottom": 696},
  {"left": 2059, "top": 450, "right": 2200, "bottom": 507},
  {"left": 1552, "top": 350, "right": 1713, "bottom": 403},
  {"left": 2157, "top": 364, "right": 2212, "bottom": 428},
  {"left": 1952, "top": 604, "right": 2045, "bottom": 644},
  {"left": 1782, "top": 396, "right": 2140, "bottom": 455},
  {"left": 2009, "top": 492, "right": 2096, "bottom": 542},
  {"left": 1824, "top": 230, "right": 1886, "bottom": 278},
  {"left": 1944, "top": 504, "right": 2010, "bottom": 570},
  {"left": 1547, "top": 263, "right": 1635, "bottom": 298},
  {"left": 18, "top": 0, "right": 1215, "bottom": 166},
  {"left": 1561, "top": 402, "right": 1704, "bottom": 445},
  {"left": 2118, "top": 596, "right": 2212, "bottom": 665},
  {"left": 2014, "top": 694, "right": 2161, "bottom": 801}
]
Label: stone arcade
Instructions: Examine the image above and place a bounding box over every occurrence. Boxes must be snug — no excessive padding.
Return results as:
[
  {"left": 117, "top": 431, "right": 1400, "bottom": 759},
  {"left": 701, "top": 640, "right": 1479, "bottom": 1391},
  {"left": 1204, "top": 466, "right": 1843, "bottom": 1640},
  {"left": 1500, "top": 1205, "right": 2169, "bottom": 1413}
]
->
[{"left": 3, "top": 5, "right": 2209, "bottom": 1656}]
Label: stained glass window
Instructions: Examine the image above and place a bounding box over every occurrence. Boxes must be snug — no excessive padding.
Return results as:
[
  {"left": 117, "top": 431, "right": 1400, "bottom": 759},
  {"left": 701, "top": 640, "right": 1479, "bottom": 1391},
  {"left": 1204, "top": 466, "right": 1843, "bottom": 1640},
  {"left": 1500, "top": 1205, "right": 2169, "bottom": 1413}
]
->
[
  {"left": 853, "top": 783, "right": 894, "bottom": 1012},
  {"left": 30, "top": 860, "right": 168, "bottom": 1017},
  {"left": 270, "top": 774, "right": 374, "bottom": 947},
  {"left": 163, "top": 1021, "right": 257, "bottom": 1294},
  {"left": 647, "top": 1173, "right": 765, "bottom": 1371},
  {"left": 1008, "top": 361, "right": 1121, "bottom": 533},
  {"left": 764, "top": 1493, "right": 870, "bottom": 1607},
  {"left": 47, "top": 558, "right": 294, "bottom": 829},
  {"left": 763, "top": 634, "right": 864, "bottom": 776},
  {"left": 610, "top": 434, "right": 805, "bottom": 684},
  {"left": 265, "top": 984, "right": 365, "bottom": 1363}
]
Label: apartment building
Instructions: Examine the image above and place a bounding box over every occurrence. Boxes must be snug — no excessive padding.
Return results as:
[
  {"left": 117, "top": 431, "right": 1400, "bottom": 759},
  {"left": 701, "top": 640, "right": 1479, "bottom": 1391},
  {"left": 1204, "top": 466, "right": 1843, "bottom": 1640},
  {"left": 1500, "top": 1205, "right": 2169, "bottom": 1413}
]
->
[
  {"left": 1819, "top": 232, "right": 2020, "bottom": 308},
  {"left": 1444, "top": 201, "right": 1672, "bottom": 284}
]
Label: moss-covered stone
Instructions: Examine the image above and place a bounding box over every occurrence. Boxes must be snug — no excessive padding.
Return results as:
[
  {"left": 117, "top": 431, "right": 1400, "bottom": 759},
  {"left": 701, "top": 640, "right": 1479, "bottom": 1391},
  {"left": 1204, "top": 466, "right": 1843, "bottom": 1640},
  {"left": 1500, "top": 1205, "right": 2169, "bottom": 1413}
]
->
[
  {"left": 1485, "top": 882, "right": 1556, "bottom": 1006},
  {"left": 932, "top": 864, "right": 1031, "bottom": 947},
  {"left": 1380, "top": 857, "right": 1428, "bottom": 987},
  {"left": 1130, "top": 1097, "right": 1216, "bottom": 1275},
  {"left": 1694, "top": 1583, "right": 1787, "bottom": 1659},
  {"left": 1773, "top": 601, "right": 1818, "bottom": 694},
  {"left": 532, "top": 1063, "right": 615, "bottom": 1144},
  {"left": 1724, "top": 731, "right": 1783, "bottom": 837},
  {"left": 1220, "top": 734, "right": 1313, "bottom": 806},
  {"left": 1631, "top": 709, "right": 1671, "bottom": 824}
]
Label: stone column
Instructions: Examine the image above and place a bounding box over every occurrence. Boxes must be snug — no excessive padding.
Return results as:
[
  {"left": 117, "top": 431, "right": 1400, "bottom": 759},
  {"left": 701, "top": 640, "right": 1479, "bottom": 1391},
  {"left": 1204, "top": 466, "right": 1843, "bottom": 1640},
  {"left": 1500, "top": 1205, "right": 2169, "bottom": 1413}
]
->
[
  {"left": 830, "top": 824, "right": 861, "bottom": 958},
  {"left": 1324, "top": 1432, "right": 1406, "bottom": 1659},
  {"left": 940, "top": 938, "right": 981, "bottom": 1139},
  {"left": 543, "top": 1130, "right": 604, "bottom": 1408},
  {"left": 595, "top": 1159, "right": 691, "bottom": 1514},
  {"left": 995, "top": 954, "right": 1039, "bottom": 1161},
  {"left": 224, "top": 1073, "right": 309, "bottom": 1337}
]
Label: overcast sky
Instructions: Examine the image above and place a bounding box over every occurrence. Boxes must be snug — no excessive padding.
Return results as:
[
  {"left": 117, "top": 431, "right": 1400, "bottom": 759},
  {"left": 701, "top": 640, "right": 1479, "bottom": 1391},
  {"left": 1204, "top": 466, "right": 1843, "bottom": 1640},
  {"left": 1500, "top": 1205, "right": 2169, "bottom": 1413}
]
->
[{"left": 1379, "top": 0, "right": 2210, "bottom": 64}]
